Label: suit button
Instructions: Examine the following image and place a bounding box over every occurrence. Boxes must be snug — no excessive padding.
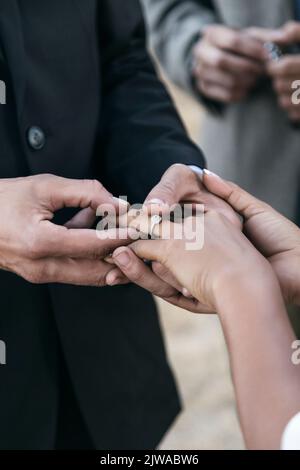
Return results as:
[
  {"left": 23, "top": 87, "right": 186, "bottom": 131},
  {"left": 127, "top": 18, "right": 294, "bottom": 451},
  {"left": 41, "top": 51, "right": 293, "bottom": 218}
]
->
[{"left": 27, "top": 126, "right": 46, "bottom": 150}]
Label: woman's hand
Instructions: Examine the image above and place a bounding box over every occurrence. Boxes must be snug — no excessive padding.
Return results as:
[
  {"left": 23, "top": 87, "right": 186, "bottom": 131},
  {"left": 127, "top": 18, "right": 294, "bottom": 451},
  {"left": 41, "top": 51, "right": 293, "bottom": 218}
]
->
[
  {"left": 202, "top": 170, "right": 300, "bottom": 305},
  {"left": 111, "top": 209, "right": 274, "bottom": 314}
]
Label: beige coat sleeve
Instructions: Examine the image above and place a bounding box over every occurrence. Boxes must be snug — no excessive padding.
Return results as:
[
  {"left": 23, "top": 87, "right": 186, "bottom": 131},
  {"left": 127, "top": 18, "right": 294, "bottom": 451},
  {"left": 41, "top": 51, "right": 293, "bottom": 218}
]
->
[{"left": 141, "top": 0, "right": 217, "bottom": 93}]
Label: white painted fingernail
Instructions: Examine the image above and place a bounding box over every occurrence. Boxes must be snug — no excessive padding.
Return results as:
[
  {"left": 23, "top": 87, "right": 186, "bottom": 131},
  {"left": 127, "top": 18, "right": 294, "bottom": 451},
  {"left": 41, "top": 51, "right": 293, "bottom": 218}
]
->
[
  {"left": 182, "top": 288, "right": 193, "bottom": 298},
  {"left": 144, "top": 198, "right": 165, "bottom": 206},
  {"left": 203, "top": 169, "right": 220, "bottom": 178},
  {"left": 189, "top": 165, "right": 204, "bottom": 181},
  {"left": 106, "top": 272, "right": 121, "bottom": 286},
  {"left": 113, "top": 197, "right": 129, "bottom": 206}
]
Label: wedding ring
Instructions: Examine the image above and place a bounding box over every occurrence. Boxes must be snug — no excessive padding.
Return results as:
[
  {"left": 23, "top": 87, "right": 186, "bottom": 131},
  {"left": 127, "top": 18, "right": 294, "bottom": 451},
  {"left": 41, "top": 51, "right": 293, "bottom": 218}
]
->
[{"left": 149, "top": 215, "right": 162, "bottom": 239}]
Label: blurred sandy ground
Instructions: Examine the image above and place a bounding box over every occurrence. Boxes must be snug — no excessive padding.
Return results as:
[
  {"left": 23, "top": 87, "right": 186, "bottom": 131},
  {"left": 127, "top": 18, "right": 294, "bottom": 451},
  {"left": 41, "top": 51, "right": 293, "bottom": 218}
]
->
[{"left": 156, "top": 78, "right": 245, "bottom": 450}]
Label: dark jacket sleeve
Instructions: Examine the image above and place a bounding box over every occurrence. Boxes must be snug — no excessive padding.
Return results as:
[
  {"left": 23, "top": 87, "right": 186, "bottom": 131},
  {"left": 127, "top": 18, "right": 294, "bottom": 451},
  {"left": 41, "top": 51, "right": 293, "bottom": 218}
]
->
[{"left": 99, "top": 0, "right": 205, "bottom": 203}]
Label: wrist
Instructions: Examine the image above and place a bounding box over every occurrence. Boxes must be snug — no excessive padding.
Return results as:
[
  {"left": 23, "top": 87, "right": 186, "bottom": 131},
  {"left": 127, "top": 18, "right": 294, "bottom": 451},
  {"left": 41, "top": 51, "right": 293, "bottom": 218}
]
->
[
  {"left": 293, "top": 249, "right": 300, "bottom": 306},
  {"left": 213, "top": 260, "right": 281, "bottom": 317}
]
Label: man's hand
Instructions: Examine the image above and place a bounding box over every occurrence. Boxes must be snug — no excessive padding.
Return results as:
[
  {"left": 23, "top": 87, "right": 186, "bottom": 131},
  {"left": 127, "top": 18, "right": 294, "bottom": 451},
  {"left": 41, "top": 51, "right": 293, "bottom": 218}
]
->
[
  {"left": 144, "top": 164, "right": 241, "bottom": 227},
  {"left": 0, "top": 174, "right": 134, "bottom": 286},
  {"left": 247, "top": 22, "right": 300, "bottom": 122},
  {"left": 192, "top": 25, "right": 266, "bottom": 103}
]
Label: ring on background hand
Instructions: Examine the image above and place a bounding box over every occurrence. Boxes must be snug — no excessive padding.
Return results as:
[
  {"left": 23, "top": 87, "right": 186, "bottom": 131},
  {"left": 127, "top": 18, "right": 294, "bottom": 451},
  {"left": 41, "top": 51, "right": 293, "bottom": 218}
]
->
[{"left": 149, "top": 215, "right": 162, "bottom": 239}]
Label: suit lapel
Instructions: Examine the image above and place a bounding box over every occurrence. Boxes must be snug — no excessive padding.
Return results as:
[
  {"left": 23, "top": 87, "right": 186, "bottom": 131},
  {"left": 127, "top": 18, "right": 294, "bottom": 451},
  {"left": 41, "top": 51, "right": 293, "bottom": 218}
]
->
[{"left": 0, "top": 0, "right": 26, "bottom": 121}]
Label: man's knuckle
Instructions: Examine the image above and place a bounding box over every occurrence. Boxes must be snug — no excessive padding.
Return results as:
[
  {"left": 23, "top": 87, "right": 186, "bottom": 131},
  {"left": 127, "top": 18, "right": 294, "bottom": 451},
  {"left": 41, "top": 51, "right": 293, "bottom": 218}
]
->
[
  {"left": 126, "top": 265, "right": 141, "bottom": 283},
  {"left": 91, "top": 179, "right": 104, "bottom": 192},
  {"left": 24, "top": 265, "right": 48, "bottom": 284},
  {"left": 24, "top": 232, "right": 44, "bottom": 259},
  {"left": 160, "top": 178, "right": 176, "bottom": 197}
]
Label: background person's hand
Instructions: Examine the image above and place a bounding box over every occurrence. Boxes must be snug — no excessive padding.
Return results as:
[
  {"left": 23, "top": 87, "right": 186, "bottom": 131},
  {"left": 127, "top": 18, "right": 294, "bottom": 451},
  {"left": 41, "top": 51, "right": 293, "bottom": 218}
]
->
[
  {"left": 202, "top": 170, "right": 300, "bottom": 305},
  {"left": 0, "top": 174, "right": 134, "bottom": 286},
  {"left": 247, "top": 22, "right": 300, "bottom": 122},
  {"left": 192, "top": 25, "right": 266, "bottom": 103}
]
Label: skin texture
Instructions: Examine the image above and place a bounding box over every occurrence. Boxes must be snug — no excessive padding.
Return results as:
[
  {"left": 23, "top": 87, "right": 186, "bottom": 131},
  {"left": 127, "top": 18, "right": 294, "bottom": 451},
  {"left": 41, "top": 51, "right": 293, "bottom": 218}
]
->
[
  {"left": 192, "top": 24, "right": 267, "bottom": 103},
  {"left": 0, "top": 166, "right": 238, "bottom": 287},
  {"left": 106, "top": 163, "right": 241, "bottom": 286},
  {"left": 193, "top": 21, "right": 300, "bottom": 121},
  {"left": 0, "top": 174, "right": 134, "bottom": 286},
  {"left": 246, "top": 21, "right": 300, "bottom": 122},
  {"left": 112, "top": 171, "right": 300, "bottom": 449},
  {"left": 202, "top": 171, "right": 300, "bottom": 306}
]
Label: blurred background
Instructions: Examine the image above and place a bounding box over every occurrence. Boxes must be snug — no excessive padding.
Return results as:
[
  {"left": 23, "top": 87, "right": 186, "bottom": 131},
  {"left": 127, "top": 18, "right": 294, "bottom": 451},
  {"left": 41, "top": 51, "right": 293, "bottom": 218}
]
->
[
  {"left": 155, "top": 77, "right": 244, "bottom": 450},
  {"left": 140, "top": 0, "right": 300, "bottom": 449}
]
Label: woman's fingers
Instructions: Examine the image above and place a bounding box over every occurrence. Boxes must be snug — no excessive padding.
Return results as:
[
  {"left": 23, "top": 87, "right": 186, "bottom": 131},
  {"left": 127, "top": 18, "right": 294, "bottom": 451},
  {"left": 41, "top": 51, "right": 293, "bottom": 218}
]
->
[
  {"left": 152, "top": 261, "right": 193, "bottom": 298},
  {"left": 39, "top": 223, "right": 137, "bottom": 259},
  {"left": 129, "top": 239, "right": 168, "bottom": 263},
  {"left": 111, "top": 247, "right": 212, "bottom": 313},
  {"left": 202, "top": 170, "right": 269, "bottom": 220},
  {"left": 112, "top": 246, "right": 178, "bottom": 299}
]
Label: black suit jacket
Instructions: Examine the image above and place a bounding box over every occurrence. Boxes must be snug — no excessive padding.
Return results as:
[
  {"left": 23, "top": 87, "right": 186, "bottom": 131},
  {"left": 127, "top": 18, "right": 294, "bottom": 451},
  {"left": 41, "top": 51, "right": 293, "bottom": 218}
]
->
[{"left": 0, "top": 0, "right": 205, "bottom": 450}]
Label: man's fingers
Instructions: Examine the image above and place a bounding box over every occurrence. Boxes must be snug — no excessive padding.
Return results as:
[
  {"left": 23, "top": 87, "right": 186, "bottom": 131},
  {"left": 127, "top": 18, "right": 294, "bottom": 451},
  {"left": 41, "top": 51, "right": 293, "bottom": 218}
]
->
[
  {"left": 65, "top": 207, "right": 96, "bottom": 229},
  {"left": 202, "top": 170, "right": 269, "bottom": 220},
  {"left": 112, "top": 247, "right": 178, "bottom": 299},
  {"left": 144, "top": 164, "right": 199, "bottom": 208},
  {"left": 22, "top": 257, "right": 120, "bottom": 286},
  {"left": 36, "top": 174, "right": 129, "bottom": 214},
  {"left": 34, "top": 223, "right": 137, "bottom": 259},
  {"left": 152, "top": 261, "right": 191, "bottom": 297}
]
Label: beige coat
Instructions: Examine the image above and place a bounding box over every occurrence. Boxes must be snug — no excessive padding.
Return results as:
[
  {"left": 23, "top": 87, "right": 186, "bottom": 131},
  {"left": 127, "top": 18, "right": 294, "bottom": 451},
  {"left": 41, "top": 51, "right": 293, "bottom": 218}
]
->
[{"left": 142, "top": 0, "right": 300, "bottom": 220}]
